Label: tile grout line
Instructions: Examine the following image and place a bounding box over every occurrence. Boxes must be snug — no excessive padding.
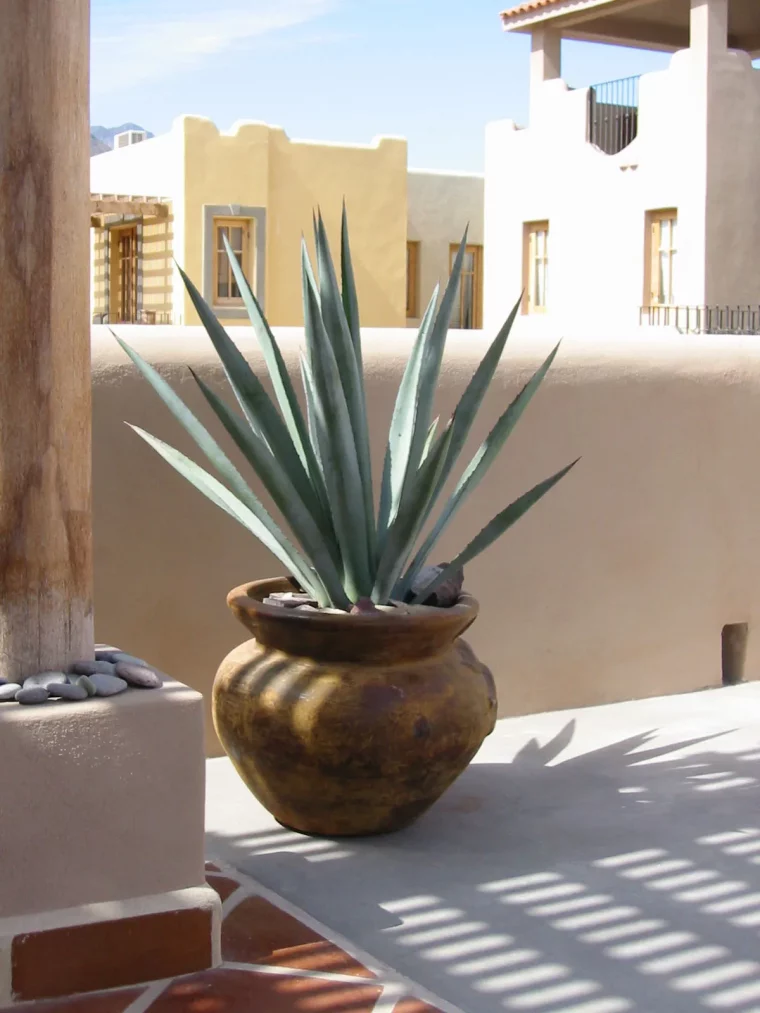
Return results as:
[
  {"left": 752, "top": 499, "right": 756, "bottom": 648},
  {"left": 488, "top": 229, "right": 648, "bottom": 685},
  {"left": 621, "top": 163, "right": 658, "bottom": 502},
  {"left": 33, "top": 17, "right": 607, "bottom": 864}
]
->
[
  {"left": 207, "top": 855, "right": 467, "bottom": 1013},
  {"left": 373, "top": 982, "right": 407, "bottom": 1013},
  {"left": 119, "top": 978, "right": 172, "bottom": 1013},
  {"left": 222, "top": 960, "right": 386, "bottom": 985}
]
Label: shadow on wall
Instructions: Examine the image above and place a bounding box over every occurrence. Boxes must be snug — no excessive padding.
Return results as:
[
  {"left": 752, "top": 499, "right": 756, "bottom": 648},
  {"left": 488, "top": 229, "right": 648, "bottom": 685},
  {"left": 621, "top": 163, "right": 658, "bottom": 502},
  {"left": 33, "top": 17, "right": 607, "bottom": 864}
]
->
[{"left": 208, "top": 719, "right": 760, "bottom": 1013}]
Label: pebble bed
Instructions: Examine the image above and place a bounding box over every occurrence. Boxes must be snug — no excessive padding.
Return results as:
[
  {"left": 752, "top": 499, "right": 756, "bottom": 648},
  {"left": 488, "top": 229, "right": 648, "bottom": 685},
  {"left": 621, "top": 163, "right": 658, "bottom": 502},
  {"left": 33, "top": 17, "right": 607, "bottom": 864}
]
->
[{"left": 0, "top": 646, "right": 162, "bottom": 706}]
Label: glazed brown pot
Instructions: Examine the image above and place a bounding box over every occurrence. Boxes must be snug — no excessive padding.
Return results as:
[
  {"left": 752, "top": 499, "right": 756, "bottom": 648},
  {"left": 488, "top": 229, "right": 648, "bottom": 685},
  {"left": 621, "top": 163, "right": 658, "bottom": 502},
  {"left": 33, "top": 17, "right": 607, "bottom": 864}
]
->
[{"left": 212, "top": 577, "right": 498, "bottom": 837}]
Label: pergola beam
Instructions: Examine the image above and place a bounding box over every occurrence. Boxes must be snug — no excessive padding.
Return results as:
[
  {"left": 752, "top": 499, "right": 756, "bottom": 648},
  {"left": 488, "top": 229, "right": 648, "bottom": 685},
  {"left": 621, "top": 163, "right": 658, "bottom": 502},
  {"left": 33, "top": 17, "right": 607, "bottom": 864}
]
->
[
  {"left": 90, "top": 194, "right": 170, "bottom": 218},
  {"left": 0, "top": 0, "right": 93, "bottom": 680}
]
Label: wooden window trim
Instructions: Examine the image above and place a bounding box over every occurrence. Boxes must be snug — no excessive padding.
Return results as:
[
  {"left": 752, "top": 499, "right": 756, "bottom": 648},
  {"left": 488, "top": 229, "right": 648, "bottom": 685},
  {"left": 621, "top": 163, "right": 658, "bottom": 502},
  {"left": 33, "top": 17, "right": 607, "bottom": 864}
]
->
[
  {"left": 448, "top": 243, "right": 483, "bottom": 329},
  {"left": 522, "top": 221, "right": 549, "bottom": 315},
  {"left": 213, "top": 216, "right": 253, "bottom": 307},
  {"left": 644, "top": 208, "right": 678, "bottom": 308},
  {"left": 407, "top": 241, "right": 420, "bottom": 319}
]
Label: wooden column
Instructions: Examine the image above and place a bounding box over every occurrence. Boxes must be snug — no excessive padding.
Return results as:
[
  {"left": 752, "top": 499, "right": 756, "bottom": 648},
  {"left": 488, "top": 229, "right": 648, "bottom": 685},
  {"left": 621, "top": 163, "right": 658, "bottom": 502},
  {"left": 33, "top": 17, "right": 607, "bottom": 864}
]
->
[{"left": 0, "top": 1, "right": 93, "bottom": 681}]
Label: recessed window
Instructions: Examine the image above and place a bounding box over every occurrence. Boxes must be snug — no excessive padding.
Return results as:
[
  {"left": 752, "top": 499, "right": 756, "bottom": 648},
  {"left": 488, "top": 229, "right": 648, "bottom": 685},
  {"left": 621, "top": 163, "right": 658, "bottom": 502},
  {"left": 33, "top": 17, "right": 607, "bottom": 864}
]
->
[
  {"left": 523, "top": 221, "right": 549, "bottom": 314},
  {"left": 646, "top": 209, "right": 677, "bottom": 306},
  {"left": 213, "top": 217, "right": 253, "bottom": 306},
  {"left": 449, "top": 243, "right": 483, "bottom": 329},
  {"left": 407, "top": 241, "right": 420, "bottom": 319}
]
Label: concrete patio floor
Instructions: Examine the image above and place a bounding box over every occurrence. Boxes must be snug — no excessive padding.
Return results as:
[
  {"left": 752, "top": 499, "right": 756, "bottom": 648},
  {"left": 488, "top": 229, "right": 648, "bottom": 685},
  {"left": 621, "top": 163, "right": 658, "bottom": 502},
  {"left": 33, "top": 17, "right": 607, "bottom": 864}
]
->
[{"left": 206, "top": 683, "right": 760, "bottom": 1013}]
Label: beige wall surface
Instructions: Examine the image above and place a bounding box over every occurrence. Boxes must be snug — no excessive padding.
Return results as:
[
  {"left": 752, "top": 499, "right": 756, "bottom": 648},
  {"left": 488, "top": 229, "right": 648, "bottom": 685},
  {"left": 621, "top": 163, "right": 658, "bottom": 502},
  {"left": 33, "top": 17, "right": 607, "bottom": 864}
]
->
[
  {"left": 94, "top": 325, "right": 760, "bottom": 756},
  {"left": 407, "top": 170, "right": 484, "bottom": 328},
  {"left": 485, "top": 46, "right": 760, "bottom": 333}
]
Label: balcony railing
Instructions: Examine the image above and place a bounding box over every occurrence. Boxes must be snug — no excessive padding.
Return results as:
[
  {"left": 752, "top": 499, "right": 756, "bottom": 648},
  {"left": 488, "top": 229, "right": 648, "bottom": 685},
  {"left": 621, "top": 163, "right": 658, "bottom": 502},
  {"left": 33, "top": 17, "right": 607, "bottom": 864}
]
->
[
  {"left": 587, "top": 75, "right": 641, "bottom": 155},
  {"left": 640, "top": 305, "right": 760, "bottom": 335}
]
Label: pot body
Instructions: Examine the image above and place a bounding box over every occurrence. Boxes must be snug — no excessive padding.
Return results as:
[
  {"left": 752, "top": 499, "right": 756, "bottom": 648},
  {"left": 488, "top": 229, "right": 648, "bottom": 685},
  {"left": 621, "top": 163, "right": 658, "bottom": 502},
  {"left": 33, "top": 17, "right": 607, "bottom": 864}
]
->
[{"left": 213, "top": 578, "right": 497, "bottom": 836}]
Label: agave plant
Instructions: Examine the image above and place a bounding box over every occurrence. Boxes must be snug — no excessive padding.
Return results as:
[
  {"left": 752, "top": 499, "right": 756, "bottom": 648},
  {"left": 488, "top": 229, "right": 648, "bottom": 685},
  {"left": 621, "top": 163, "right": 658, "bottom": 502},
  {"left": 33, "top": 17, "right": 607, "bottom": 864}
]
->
[{"left": 115, "top": 207, "right": 577, "bottom": 611}]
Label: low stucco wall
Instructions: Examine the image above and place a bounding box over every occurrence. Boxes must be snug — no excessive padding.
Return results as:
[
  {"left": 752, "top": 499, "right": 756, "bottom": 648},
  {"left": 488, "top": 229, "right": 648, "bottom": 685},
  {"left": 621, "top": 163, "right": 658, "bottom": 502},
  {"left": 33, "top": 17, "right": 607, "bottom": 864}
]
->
[{"left": 93, "top": 325, "right": 760, "bottom": 756}]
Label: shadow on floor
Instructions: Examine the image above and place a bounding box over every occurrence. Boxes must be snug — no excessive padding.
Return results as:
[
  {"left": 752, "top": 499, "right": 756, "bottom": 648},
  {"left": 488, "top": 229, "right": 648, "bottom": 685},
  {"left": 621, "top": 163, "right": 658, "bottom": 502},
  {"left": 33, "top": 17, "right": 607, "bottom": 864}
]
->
[{"left": 208, "top": 721, "right": 760, "bottom": 1013}]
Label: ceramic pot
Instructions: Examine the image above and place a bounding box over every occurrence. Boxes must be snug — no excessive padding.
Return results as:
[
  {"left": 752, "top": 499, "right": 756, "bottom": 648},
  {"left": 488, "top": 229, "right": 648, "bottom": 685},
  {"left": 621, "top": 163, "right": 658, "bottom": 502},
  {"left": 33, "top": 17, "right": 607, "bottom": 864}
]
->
[{"left": 212, "top": 577, "right": 497, "bottom": 837}]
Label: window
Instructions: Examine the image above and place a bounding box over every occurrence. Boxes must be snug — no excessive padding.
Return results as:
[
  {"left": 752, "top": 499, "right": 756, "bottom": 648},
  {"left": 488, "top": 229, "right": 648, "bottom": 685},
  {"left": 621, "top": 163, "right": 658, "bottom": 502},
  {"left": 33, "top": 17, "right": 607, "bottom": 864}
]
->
[
  {"left": 213, "top": 217, "right": 253, "bottom": 305},
  {"left": 646, "top": 209, "right": 677, "bottom": 306},
  {"left": 407, "top": 241, "right": 420, "bottom": 319},
  {"left": 449, "top": 243, "right": 483, "bottom": 329},
  {"left": 523, "top": 221, "right": 549, "bottom": 314}
]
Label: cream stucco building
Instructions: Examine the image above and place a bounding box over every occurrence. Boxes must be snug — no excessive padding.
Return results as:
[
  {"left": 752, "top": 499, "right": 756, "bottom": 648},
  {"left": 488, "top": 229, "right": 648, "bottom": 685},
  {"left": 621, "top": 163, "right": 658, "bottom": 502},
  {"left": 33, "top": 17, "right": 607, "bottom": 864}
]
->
[
  {"left": 485, "top": 0, "right": 760, "bottom": 335},
  {"left": 90, "top": 117, "right": 484, "bottom": 331}
]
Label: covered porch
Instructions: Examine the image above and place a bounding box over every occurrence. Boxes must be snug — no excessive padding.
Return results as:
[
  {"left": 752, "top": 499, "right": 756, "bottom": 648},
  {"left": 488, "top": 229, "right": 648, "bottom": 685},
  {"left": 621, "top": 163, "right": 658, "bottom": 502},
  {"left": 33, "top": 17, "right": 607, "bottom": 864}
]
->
[{"left": 90, "top": 193, "right": 173, "bottom": 325}]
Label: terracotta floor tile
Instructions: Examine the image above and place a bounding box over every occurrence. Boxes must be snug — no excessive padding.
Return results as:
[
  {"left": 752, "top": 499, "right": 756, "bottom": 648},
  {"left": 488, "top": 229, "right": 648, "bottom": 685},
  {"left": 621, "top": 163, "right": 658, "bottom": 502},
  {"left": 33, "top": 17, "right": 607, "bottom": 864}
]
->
[
  {"left": 206, "top": 875, "right": 240, "bottom": 903},
  {"left": 222, "top": 897, "right": 375, "bottom": 978},
  {"left": 0, "top": 986, "right": 145, "bottom": 1013},
  {"left": 148, "top": 968, "right": 382, "bottom": 1013},
  {"left": 393, "top": 999, "right": 445, "bottom": 1013}
]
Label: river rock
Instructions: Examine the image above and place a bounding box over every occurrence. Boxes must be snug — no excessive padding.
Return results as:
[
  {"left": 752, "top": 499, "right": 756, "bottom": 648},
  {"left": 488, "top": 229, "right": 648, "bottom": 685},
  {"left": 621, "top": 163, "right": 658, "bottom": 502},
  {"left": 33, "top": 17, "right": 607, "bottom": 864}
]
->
[
  {"left": 23, "top": 671, "right": 69, "bottom": 689},
  {"left": 109, "top": 652, "right": 149, "bottom": 667},
  {"left": 94, "top": 647, "right": 121, "bottom": 664},
  {"left": 70, "top": 660, "right": 117, "bottom": 676},
  {"left": 0, "top": 683, "right": 21, "bottom": 702},
  {"left": 76, "top": 676, "right": 97, "bottom": 697},
  {"left": 114, "top": 662, "right": 162, "bottom": 689},
  {"left": 48, "top": 682, "right": 89, "bottom": 701},
  {"left": 16, "top": 686, "right": 49, "bottom": 705},
  {"left": 90, "top": 673, "right": 128, "bottom": 697}
]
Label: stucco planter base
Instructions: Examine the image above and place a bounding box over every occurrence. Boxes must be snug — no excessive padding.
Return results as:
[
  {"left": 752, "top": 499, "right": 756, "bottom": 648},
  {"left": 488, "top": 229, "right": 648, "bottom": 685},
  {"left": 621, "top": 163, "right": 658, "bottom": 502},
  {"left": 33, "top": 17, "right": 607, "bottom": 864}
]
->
[{"left": 0, "top": 675, "right": 221, "bottom": 1004}]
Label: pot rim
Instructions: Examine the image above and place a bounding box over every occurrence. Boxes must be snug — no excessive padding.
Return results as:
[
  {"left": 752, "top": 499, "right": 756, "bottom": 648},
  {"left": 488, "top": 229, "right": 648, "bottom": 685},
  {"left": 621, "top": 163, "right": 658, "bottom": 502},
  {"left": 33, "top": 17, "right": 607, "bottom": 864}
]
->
[
  {"left": 226, "top": 577, "right": 479, "bottom": 661},
  {"left": 228, "top": 578, "right": 478, "bottom": 624}
]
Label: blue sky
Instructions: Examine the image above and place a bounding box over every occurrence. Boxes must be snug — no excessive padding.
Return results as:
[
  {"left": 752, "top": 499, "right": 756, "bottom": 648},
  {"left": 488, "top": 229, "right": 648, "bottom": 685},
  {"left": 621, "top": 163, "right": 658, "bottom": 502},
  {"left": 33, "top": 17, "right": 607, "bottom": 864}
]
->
[{"left": 91, "top": 0, "right": 673, "bottom": 172}]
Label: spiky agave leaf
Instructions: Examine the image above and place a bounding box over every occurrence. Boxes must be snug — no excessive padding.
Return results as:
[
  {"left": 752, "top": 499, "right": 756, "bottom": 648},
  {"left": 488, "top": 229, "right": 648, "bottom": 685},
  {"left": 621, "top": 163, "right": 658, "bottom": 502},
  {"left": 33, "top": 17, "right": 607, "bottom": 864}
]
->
[{"left": 117, "top": 213, "right": 576, "bottom": 614}]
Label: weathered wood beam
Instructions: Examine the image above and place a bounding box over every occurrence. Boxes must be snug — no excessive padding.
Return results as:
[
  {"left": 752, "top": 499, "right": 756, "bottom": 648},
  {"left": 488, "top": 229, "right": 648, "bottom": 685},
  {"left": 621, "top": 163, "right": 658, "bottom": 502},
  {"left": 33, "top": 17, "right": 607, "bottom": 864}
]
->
[
  {"left": 0, "top": 0, "right": 93, "bottom": 680},
  {"left": 90, "top": 197, "right": 169, "bottom": 218}
]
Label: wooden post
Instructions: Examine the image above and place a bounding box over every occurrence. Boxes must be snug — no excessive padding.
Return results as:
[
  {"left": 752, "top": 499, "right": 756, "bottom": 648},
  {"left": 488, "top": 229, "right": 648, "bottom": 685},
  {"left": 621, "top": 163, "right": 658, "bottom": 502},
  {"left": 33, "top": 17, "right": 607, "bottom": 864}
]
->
[{"left": 0, "top": 1, "right": 93, "bottom": 681}]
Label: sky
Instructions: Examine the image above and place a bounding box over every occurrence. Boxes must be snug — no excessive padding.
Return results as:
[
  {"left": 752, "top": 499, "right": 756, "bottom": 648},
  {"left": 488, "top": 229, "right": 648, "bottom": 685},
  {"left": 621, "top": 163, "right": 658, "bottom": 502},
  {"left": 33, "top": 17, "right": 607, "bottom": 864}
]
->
[{"left": 90, "top": 0, "right": 674, "bottom": 173}]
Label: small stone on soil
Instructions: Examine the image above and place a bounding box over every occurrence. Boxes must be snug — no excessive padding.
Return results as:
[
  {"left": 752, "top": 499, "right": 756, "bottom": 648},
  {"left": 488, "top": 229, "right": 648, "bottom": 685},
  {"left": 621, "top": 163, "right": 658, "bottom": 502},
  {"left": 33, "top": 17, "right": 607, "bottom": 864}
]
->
[
  {"left": 350, "top": 597, "right": 382, "bottom": 615},
  {"left": 48, "top": 683, "right": 89, "bottom": 701},
  {"left": 114, "top": 662, "right": 162, "bottom": 688},
  {"left": 0, "top": 683, "right": 21, "bottom": 702},
  {"left": 295, "top": 604, "right": 319, "bottom": 612},
  {"left": 70, "top": 660, "right": 117, "bottom": 676},
  {"left": 264, "top": 592, "right": 318, "bottom": 609},
  {"left": 23, "top": 671, "right": 69, "bottom": 689},
  {"left": 16, "top": 686, "right": 50, "bottom": 705}
]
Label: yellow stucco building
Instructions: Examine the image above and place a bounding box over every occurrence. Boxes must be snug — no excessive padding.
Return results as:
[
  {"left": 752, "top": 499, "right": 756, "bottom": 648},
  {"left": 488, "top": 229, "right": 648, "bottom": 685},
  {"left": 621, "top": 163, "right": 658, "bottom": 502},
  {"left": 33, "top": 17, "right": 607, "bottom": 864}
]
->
[{"left": 91, "top": 116, "right": 409, "bottom": 328}]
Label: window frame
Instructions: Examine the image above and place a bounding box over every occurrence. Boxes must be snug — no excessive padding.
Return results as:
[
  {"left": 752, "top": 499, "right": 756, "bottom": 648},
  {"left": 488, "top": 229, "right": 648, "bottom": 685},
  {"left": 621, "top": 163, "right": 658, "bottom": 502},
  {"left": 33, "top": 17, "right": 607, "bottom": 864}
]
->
[
  {"left": 406, "top": 240, "right": 420, "bottom": 319},
  {"left": 522, "top": 221, "right": 549, "bottom": 315},
  {"left": 448, "top": 242, "right": 483, "bottom": 329},
  {"left": 644, "top": 208, "right": 678, "bottom": 307},
  {"left": 202, "top": 205, "right": 267, "bottom": 319},
  {"left": 212, "top": 216, "right": 252, "bottom": 308}
]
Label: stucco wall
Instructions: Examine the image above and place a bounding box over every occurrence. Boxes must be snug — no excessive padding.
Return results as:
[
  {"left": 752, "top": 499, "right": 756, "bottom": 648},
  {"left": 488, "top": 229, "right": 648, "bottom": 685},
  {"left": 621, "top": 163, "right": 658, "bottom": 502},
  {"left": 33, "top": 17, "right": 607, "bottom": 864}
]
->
[
  {"left": 407, "top": 170, "right": 484, "bottom": 328},
  {"left": 484, "top": 48, "right": 760, "bottom": 333},
  {"left": 94, "top": 325, "right": 760, "bottom": 756},
  {"left": 90, "top": 118, "right": 408, "bottom": 330},
  {"left": 180, "top": 117, "right": 408, "bottom": 328}
]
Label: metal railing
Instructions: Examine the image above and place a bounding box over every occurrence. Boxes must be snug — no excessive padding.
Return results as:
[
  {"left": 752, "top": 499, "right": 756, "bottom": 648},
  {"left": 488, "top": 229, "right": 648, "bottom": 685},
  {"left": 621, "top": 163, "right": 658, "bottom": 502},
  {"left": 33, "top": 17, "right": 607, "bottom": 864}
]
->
[
  {"left": 640, "top": 304, "right": 760, "bottom": 335},
  {"left": 587, "top": 75, "right": 640, "bottom": 155}
]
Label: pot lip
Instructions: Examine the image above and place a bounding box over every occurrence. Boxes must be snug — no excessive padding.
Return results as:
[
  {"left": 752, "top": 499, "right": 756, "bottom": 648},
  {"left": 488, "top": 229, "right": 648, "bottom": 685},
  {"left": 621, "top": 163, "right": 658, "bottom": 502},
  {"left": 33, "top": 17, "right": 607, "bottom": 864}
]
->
[{"left": 227, "top": 576, "right": 479, "bottom": 628}]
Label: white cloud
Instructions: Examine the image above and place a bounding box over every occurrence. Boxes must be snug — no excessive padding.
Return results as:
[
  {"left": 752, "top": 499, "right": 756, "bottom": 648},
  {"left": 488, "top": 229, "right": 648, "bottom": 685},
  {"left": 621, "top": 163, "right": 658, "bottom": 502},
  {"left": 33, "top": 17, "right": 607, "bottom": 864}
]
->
[{"left": 91, "top": 0, "right": 337, "bottom": 95}]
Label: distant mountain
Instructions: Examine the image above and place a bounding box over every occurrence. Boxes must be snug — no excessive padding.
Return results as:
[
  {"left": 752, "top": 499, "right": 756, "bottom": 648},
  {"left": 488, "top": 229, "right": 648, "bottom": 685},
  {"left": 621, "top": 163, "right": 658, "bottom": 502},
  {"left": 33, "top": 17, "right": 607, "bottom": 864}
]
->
[
  {"left": 90, "top": 123, "right": 153, "bottom": 156},
  {"left": 90, "top": 135, "right": 111, "bottom": 156}
]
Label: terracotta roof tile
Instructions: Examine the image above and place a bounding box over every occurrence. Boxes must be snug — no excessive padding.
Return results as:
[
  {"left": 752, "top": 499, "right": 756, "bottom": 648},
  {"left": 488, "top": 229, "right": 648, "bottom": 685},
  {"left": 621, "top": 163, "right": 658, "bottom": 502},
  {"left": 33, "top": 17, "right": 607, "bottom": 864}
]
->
[{"left": 501, "top": 0, "right": 564, "bottom": 18}]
